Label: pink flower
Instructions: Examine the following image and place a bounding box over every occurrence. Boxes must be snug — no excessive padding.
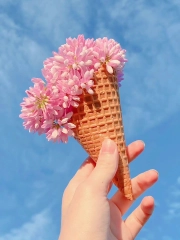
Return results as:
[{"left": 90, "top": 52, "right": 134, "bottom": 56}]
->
[
  {"left": 45, "top": 112, "right": 76, "bottom": 143},
  {"left": 80, "top": 69, "right": 94, "bottom": 94},
  {"left": 21, "top": 116, "right": 45, "bottom": 135},
  {"left": 42, "top": 57, "right": 64, "bottom": 84},
  {"left": 116, "top": 66, "right": 125, "bottom": 86},
  {"left": 93, "top": 37, "right": 127, "bottom": 74},
  {"left": 19, "top": 78, "right": 63, "bottom": 134},
  {"left": 20, "top": 35, "right": 127, "bottom": 143},
  {"left": 42, "top": 35, "right": 95, "bottom": 85},
  {"left": 54, "top": 74, "right": 82, "bottom": 108}
]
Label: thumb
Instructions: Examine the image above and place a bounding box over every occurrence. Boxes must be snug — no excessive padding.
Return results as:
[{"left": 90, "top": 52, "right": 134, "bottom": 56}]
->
[{"left": 88, "top": 139, "right": 119, "bottom": 194}]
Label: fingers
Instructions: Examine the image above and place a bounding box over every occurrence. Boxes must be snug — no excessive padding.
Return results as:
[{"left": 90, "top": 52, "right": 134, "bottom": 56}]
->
[
  {"left": 67, "top": 140, "right": 144, "bottom": 189},
  {"left": 62, "top": 139, "right": 145, "bottom": 213},
  {"left": 111, "top": 169, "right": 158, "bottom": 215},
  {"left": 72, "top": 157, "right": 96, "bottom": 183},
  {"left": 62, "top": 157, "right": 95, "bottom": 214},
  {"left": 64, "top": 157, "right": 95, "bottom": 195},
  {"left": 127, "top": 140, "right": 145, "bottom": 163},
  {"left": 124, "top": 196, "right": 155, "bottom": 238},
  {"left": 87, "top": 139, "right": 119, "bottom": 195},
  {"left": 62, "top": 139, "right": 118, "bottom": 217}
]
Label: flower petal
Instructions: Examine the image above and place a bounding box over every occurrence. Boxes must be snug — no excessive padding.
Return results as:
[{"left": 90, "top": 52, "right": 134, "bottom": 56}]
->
[
  {"left": 62, "top": 128, "right": 68, "bottom": 134},
  {"left": 94, "top": 62, "right": 101, "bottom": 69},
  {"left": 109, "top": 59, "right": 120, "bottom": 66},
  {"left": 87, "top": 88, "right": 94, "bottom": 94},
  {"left": 106, "top": 64, "right": 113, "bottom": 74},
  {"left": 52, "top": 129, "right": 58, "bottom": 138},
  {"left": 85, "top": 60, "right": 92, "bottom": 65},
  {"left": 54, "top": 55, "right": 64, "bottom": 62},
  {"left": 84, "top": 71, "right": 90, "bottom": 79},
  {"left": 67, "top": 123, "right": 76, "bottom": 128},
  {"left": 65, "top": 111, "right": 73, "bottom": 119}
]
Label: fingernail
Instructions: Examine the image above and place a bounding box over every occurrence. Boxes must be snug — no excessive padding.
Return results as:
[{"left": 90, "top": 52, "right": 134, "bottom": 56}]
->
[
  {"left": 139, "top": 140, "right": 145, "bottom": 147},
  {"left": 101, "top": 139, "right": 116, "bottom": 154},
  {"left": 152, "top": 169, "right": 159, "bottom": 176}
]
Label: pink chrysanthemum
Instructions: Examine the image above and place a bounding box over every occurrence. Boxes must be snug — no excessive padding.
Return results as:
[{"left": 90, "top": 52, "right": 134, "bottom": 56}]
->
[
  {"left": 45, "top": 112, "right": 76, "bottom": 143},
  {"left": 19, "top": 78, "right": 63, "bottom": 134},
  {"left": 20, "top": 35, "right": 127, "bottom": 143},
  {"left": 43, "top": 35, "right": 95, "bottom": 84},
  {"left": 80, "top": 69, "right": 94, "bottom": 94},
  {"left": 49, "top": 74, "right": 83, "bottom": 109},
  {"left": 93, "top": 37, "right": 127, "bottom": 77},
  {"left": 42, "top": 57, "right": 64, "bottom": 84},
  {"left": 116, "top": 66, "right": 125, "bottom": 87}
]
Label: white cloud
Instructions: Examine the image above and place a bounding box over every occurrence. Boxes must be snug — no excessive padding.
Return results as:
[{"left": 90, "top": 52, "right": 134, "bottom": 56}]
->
[
  {"left": 1, "top": 1, "right": 180, "bottom": 239},
  {"left": 162, "top": 236, "right": 173, "bottom": 240},
  {"left": 165, "top": 179, "right": 180, "bottom": 220},
  {"left": 0, "top": 210, "right": 57, "bottom": 240},
  {"left": 2, "top": 0, "right": 180, "bottom": 136},
  {"left": 92, "top": 0, "right": 180, "bottom": 135},
  {"left": 171, "top": 189, "right": 180, "bottom": 197},
  {"left": 19, "top": 0, "right": 89, "bottom": 46},
  {"left": 177, "top": 177, "right": 180, "bottom": 184},
  {"left": 169, "top": 202, "right": 180, "bottom": 209},
  {"left": 0, "top": 12, "right": 48, "bottom": 110},
  {"left": 0, "top": 0, "right": 13, "bottom": 6},
  {"left": 0, "top": 0, "right": 89, "bottom": 113}
]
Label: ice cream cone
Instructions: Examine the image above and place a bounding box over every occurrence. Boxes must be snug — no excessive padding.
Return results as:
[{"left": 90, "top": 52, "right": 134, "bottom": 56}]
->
[{"left": 71, "top": 65, "right": 133, "bottom": 200}]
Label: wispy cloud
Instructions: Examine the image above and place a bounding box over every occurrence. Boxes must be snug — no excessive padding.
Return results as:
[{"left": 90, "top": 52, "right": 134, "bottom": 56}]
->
[
  {"left": 162, "top": 236, "right": 173, "bottom": 240},
  {"left": 18, "top": 0, "right": 91, "bottom": 46},
  {"left": 0, "top": 6, "right": 84, "bottom": 237},
  {"left": 177, "top": 177, "right": 180, "bottom": 184},
  {"left": 91, "top": 0, "right": 180, "bottom": 135},
  {"left": 0, "top": 209, "right": 57, "bottom": 240},
  {"left": 2, "top": 0, "right": 180, "bottom": 136},
  {"left": 138, "top": 228, "right": 155, "bottom": 240},
  {"left": 1, "top": 1, "right": 180, "bottom": 240},
  {"left": 164, "top": 177, "right": 180, "bottom": 220},
  {"left": 0, "top": 12, "right": 48, "bottom": 118}
]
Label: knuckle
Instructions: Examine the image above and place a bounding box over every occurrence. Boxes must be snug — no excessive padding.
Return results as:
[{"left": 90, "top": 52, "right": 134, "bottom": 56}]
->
[
  {"left": 62, "top": 187, "right": 69, "bottom": 202},
  {"left": 133, "top": 212, "right": 144, "bottom": 227},
  {"left": 135, "top": 175, "right": 148, "bottom": 195},
  {"left": 76, "top": 181, "right": 95, "bottom": 198},
  {"left": 98, "top": 154, "right": 116, "bottom": 169},
  {"left": 62, "top": 180, "right": 75, "bottom": 200}
]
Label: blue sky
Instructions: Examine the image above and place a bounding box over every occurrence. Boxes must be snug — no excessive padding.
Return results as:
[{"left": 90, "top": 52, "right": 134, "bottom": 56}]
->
[{"left": 0, "top": 0, "right": 180, "bottom": 239}]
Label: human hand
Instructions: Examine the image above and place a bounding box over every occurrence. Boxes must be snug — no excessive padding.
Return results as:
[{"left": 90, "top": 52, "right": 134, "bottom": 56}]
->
[{"left": 59, "top": 139, "right": 158, "bottom": 240}]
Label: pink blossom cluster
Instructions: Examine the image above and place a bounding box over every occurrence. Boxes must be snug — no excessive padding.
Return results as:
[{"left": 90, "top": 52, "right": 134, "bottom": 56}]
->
[{"left": 20, "top": 35, "right": 127, "bottom": 143}]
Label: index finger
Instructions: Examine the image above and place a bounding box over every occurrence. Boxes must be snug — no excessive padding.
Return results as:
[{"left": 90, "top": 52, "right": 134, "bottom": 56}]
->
[{"left": 127, "top": 140, "right": 145, "bottom": 163}]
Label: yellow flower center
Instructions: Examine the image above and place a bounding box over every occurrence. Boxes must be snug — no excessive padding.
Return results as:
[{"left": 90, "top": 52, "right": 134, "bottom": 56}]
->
[
  {"left": 35, "top": 95, "right": 49, "bottom": 109},
  {"left": 53, "top": 122, "right": 60, "bottom": 129},
  {"left": 105, "top": 55, "right": 110, "bottom": 62}
]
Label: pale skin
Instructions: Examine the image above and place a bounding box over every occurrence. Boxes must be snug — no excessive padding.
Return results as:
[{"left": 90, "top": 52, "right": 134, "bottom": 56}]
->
[{"left": 59, "top": 139, "right": 158, "bottom": 240}]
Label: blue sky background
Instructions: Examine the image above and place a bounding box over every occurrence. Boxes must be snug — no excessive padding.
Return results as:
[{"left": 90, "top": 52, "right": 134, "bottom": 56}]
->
[{"left": 0, "top": 0, "right": 180, "bottom": 239}]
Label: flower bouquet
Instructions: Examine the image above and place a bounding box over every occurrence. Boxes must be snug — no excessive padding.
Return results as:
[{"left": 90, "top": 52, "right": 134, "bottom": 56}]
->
[{"left": 20, "top": 35, "right": 133, "bottom": 200}]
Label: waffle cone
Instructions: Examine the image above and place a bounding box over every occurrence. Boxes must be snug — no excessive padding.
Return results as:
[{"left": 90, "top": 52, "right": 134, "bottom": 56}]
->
[{"left": 71, "top": 65, "right": 133, "bottom": 200}]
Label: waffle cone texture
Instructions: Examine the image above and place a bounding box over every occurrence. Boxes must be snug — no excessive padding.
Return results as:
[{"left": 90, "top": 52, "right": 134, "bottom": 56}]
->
[{"left": 71, "top": 65, "right": 133, "bottom": 200}]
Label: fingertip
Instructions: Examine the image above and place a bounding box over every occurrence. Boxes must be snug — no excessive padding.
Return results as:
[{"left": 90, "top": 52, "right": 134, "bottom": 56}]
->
[
  {"left": 127, "top": 140, "right": 145, "bottom": 163},
  {"left": 124, "top": 195, "right": 155, "bottom": 238},
  {"left": 88, "top": 139, "right": 119, "bottom": 194},
  {"left": 73, "top": 157, "right": 96, "bottom": 182},
  {"left": 141, "top": 140, "right": 145, "bottom": 148},
  {"left": 100, "top": 138, "right": 117, "bottom": 154},
  {"left": 135, "top": 140, "right": 145, "bottom": 149},
  {"left": 141, "top": 196, "right": 155, "bottom": 215},
  {"left": 151, "top": 169, "right": 159, "bottom": 176},
  {"left": 148, "top": 169, "right": 159, "bottom": 182}
]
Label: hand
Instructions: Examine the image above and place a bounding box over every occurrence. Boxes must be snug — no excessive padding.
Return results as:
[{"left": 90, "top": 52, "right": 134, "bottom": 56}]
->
[{"left": 59, "top": 139, "right": 158, "bottom": 240}]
